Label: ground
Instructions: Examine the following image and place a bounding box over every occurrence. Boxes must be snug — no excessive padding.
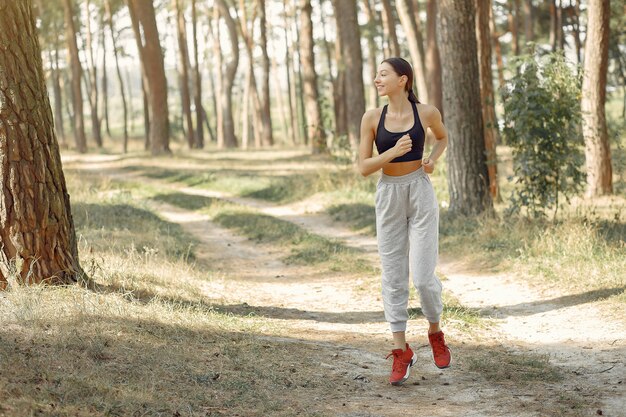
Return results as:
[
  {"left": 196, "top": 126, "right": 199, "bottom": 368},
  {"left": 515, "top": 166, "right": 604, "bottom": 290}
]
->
[{"left": 1, "top": 148, "right": 624, "bottom": 416}]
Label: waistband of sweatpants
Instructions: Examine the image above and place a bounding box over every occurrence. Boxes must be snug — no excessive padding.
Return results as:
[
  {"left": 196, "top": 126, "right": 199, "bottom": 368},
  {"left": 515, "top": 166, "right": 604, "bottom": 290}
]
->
[{"left": 379, "top": 166, "right": 427, "bottom": 184}]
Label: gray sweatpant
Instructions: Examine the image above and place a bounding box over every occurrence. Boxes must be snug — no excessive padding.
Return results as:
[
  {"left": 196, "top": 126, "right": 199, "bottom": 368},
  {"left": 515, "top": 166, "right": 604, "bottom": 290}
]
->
[{"left": 375, "top": 166, "right": 443, "bottom": 333}]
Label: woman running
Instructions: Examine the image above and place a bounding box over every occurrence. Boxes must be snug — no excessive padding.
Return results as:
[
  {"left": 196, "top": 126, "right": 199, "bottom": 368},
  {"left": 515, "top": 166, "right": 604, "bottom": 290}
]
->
[{"left": 357, "top": 57, "right": 451, "bottom": 386}]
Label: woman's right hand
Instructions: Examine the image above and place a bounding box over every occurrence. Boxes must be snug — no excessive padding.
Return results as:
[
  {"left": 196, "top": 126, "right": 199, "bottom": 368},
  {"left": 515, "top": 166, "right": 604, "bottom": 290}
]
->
[{"left": 392, "top": 134, "right": 412, "bottom": 158}]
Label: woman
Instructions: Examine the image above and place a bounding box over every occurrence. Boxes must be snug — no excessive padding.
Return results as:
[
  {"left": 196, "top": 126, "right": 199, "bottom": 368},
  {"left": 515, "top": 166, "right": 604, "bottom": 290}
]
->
[{"left": 357, "top": 57, "right": 450, "bottom": 386}]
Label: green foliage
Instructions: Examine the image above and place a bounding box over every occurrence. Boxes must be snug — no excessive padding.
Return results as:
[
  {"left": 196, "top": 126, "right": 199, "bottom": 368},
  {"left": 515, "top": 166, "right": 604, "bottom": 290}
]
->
[{"left": 501, "top": 53, "right": 585, "bottom": 219}]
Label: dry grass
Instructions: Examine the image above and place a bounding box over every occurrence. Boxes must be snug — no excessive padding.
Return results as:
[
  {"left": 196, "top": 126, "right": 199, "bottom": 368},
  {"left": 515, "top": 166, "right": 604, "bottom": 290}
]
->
[{"left": 0, "top": 148, "right": 611, "bottom": 416}]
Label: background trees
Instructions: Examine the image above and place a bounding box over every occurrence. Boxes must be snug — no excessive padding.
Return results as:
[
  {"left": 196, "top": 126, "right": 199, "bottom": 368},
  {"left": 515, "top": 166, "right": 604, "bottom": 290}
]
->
[{"left": 11, "top": 0, "right": 623, "bottom": 219}]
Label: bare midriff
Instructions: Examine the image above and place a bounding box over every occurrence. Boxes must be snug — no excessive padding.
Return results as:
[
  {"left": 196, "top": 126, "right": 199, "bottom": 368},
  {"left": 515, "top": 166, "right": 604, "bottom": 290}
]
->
[{"left": 382, "top": 159, "right": 422, "bottom": 176}]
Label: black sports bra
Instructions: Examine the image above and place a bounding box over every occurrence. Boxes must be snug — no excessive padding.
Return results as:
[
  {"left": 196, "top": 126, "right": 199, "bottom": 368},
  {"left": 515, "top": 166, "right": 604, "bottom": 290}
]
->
[{"left": 375, "top": 101, "right": 425, "bottom": 163}]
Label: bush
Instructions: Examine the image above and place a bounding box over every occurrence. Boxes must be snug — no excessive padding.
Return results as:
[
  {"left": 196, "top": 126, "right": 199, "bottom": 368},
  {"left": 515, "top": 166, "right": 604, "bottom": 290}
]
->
[{"left": 502, "top": 53, "right": 585, "bottom": 219}]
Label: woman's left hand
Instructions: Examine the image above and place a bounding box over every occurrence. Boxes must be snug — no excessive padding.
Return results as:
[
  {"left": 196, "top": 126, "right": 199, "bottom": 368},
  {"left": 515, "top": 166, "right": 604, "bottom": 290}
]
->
[{"left": 422, "top": 157, "right": 435, "bottom": 174}]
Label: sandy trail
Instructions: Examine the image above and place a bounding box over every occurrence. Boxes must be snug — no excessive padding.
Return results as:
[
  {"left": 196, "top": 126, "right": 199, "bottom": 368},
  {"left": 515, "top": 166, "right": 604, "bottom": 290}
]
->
[{"left": 68, "top": 155, "right": 625, "bottom": 416}]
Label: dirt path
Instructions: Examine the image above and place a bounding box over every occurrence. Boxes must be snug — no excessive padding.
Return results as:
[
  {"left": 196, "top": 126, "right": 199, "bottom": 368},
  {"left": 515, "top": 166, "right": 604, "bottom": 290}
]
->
[{"left": 69, "top": 156, "right": 625, "bottom": 416}]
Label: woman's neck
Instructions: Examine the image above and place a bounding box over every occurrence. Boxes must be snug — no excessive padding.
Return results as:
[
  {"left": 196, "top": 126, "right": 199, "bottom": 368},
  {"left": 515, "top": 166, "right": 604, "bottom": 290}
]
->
[{"left": 386, "top": 91, "right": 412, "bottom": 116}]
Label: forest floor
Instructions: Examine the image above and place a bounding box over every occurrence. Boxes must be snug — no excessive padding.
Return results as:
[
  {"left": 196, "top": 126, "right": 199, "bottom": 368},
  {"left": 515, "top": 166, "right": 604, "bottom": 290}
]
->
[{"left": 1, "top": 147, "right": 624, "bottom": 416}]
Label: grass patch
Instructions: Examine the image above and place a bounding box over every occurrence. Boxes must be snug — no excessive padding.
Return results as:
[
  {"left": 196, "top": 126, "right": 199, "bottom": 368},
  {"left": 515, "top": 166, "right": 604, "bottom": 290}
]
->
[
  {"left": 212, "top": 209, "right": 373, "bottom": 274},
  {"left": 147, "top": 190, "right": 375, "bottom": 274},
  {"left": 73, "top": 202, "right": 195, "bottom": 263},
  {"left": 467, "top": 349, "right": 563, "bottom": 384},
  {"left": 327, "top": 203, "right": 376, "bottom": 235}
]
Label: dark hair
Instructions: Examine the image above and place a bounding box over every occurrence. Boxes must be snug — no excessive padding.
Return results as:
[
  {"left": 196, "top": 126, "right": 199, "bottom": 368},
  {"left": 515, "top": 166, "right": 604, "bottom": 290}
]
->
[{"left": 381, "top": 57, "right": 420, "bottom": 103}]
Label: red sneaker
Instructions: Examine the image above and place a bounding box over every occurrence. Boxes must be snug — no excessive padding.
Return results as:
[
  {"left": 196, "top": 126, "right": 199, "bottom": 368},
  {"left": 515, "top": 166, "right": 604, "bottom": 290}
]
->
[
  {"left": 428, "top": 331, "right": 451, "bottom": 369},
  {"left": 386, "top": 343, "right": 417, "bottom": 386}
]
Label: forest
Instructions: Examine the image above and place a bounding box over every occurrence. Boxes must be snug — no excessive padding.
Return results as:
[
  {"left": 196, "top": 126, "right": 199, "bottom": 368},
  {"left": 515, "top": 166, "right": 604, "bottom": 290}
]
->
[{"left": 0, "top": 0, "right": 625, "bottom": 416}]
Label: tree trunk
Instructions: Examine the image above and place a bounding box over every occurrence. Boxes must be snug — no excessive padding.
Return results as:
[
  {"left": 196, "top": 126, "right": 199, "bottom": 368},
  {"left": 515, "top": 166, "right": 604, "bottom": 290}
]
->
[
  {"left": 238, "top": 0, "right": 263, "bottom": 147},
  {"left": 572, "top": 0, "right": 582, "bottom": 64},
  {"left": 556, "top": 0, "right": 564, "bottom": 50},
  {"left": 381, "top": 0, "right": 400, "bottom": 57},
  {"left": 258, "top": 0, "right": 273, "bottom": 146},
  {"left": 125, "top": 68, "right": 135, "bottom": 134},
  {"left": 51, "top": 32, "right": 66, "bottom": 146},
  {"left": 214, "top": 0, "right": 239, "bottom": 148},
  {"left": 299, "top": 0, "right": 327, "bottom": 154},
  {"left": 127, "top": 0, "right": 170, "bottom": 154},
  {"left": 438, "top": 0, "right": 494, "bottom": 217},
  {"left": 63, "top": 71, "right": 76, "bottom": 140},
  {"left": 105, "top": 0, "right": 128, "bottom": 153},
  {"left": 476, "top": 0, "right": 501, "bottom": 202},
  {"left": 0, "top": 0, "right": 82, "bottom": 287},
  {"left": 361, "top": 0, "right": 379, "bottom": 109},
  {"left": 174, "top": 0, "right": 195, "bottom": 149},
  {"left": 582, "top": 0, "right": 612, "bottom": 196},
  {"left": 271, "top": 55, "right": 292, "bottom": 145},
  {"left": 191, "top": 0, "right": 204, "bottom": 148},
  {"left": 100, "top": 16, "right": 111, "bottom": 138},
  {"left": 396, "top": 0, "right": 429, "bottom": 103},
  {"left": 523, "top": 0, "right": 533, "bottom": 43},
  {"left": 62, "top": 0, "right": 87, "bottom": 153},
  {"left": 203, "top": 16, "right": 217, "bottom": 144},
  {"left": 507, "top": 0, "right": 520, "bottom": 55},
  {"left": 283, "top": 0, "right": 300, "bottom": 145},
  {"left": 241, "top": 62, "right": 252, "bottom": 149},
  {"left": 490, "top": 7, "right": 505, "bottom": 91},
  {"left": 331, "top": 0, "right": 365, "bottom": 150},
  {"left": 293, "top": 13, "right": 308, "bottom": 145},
  {"left": 141, "top": 79, "right": 150, "bottom": 150},
  {"left": 332, "top": 5, "right": 347, "bottom": 141},
  {"left": 85, "top": 0, "right": 103, "bottom": 147},
  {"left": 425, "top": 0, "right": 443, "bottom": 115}
]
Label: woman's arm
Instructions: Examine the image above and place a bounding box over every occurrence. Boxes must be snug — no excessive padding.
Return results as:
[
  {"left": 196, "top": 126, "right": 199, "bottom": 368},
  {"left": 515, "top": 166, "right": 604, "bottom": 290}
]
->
[
  {"left": 424, "top": 105, "right": 448, "bottom": 162},
  {"left": 421, "top": 105, "right": 448, "bottom": 174},
  {"left": 357, "top": 110, "right": 412, "bottom": 177}
]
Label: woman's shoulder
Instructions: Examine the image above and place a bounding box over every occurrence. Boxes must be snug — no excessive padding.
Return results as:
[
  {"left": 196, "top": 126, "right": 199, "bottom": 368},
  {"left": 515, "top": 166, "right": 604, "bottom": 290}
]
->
[
  {"left": 416, "top": 103, "right": 442, "bottom": 123},
  {"left": 363, "top": 106, "right": 385, "bottom": 122}
]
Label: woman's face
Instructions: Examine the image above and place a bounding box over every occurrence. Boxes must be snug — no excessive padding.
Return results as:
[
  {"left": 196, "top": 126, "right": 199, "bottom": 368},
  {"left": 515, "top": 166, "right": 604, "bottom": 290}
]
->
[{"left": 374, "top": 62, "right": 406, "bottom": 97}]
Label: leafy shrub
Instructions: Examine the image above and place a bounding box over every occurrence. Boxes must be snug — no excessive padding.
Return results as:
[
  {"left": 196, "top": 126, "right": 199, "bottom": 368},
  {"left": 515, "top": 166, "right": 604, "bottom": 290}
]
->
[{"left": 501, "top": 53, "right": 585, "bottom": 219}]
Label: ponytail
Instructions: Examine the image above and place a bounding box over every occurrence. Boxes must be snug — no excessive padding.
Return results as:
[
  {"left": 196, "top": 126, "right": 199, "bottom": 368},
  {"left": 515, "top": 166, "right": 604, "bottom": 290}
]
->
[{"left": 408, "top": 89, "right": 420, "bottom": 104}]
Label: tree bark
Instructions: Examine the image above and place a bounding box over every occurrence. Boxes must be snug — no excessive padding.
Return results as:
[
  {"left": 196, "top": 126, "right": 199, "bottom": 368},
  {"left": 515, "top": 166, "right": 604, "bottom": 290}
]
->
[
  {"left": 283, "top": 0, "right": 300, "bottom": 145},
  {"left": 258, "top": 0, "right": 274, "bottom": 146},
  {"left": 331, "top": 0, "right": 365, "bottom": 150},
  {"left": 490, "top": 6, "right": 505, "bottom": 91},
  {"left": 523, "top": 0, "right": 533, "bottom": 43},
  {"left": 361, "top": 0, "right": 379, "bottom": 109},
  {"left": 293, "top": 12, "right": 308, "bottom": 145},
  {"left": 476, "top": 0, "right": 501, "bottom": 202},
  {"left": 85, "top": 0, "right": 103, "bottom": 147},
  {"left": 100, "top": 15, "right": 111, "bottom": 139},
  {"left": 237, "top": 0, "right": 263, "bottom": 147},
  {"left": 582, "top": 0, "right": 612, "bottom": 196},
  {"left": 299, "top": 0, "right": 327, "bottom": 154},
  {"left": 572, "top": 0, "right": 582, "bottom": 64},
  {"left": 191, "top": 0, "right": 204, "bottom": 148},
  {"left": 174, "top": 0, "right": 195, "bottom": 149},
  {"left": 396, "top": 0, "right": 429, "bottom": 103},
  {"left": 51, "top": 30, "right": 66, "bottom": 145},
  {"left": 332, "top": 4, "right": 347, "bottom": 141},
  {"left": 507, "top": 0, "right": 520, "bottom": 55},
  {"left": 381, "top": 0, "right": 400, "bottom": 57},
  {"left": 105, "top": 0, "right": 128, "bottom": 153},
  {"left": 126, "top": 0, "right": 170, "bottom": 154},
  {"left": 438, "top": 0, "right": 494, "bottom": 216},
  {"left": 0, "top": 0, "right": 82, "bottom": 287},
  {"left": 62, "top": 0, "right": 87, "bottom": 153},
  {"left": 214, "top": 0, "right": 239, "bottom": 148},
  {"left": 426, "top": 0, "right": 443, "bottom": 114}
]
